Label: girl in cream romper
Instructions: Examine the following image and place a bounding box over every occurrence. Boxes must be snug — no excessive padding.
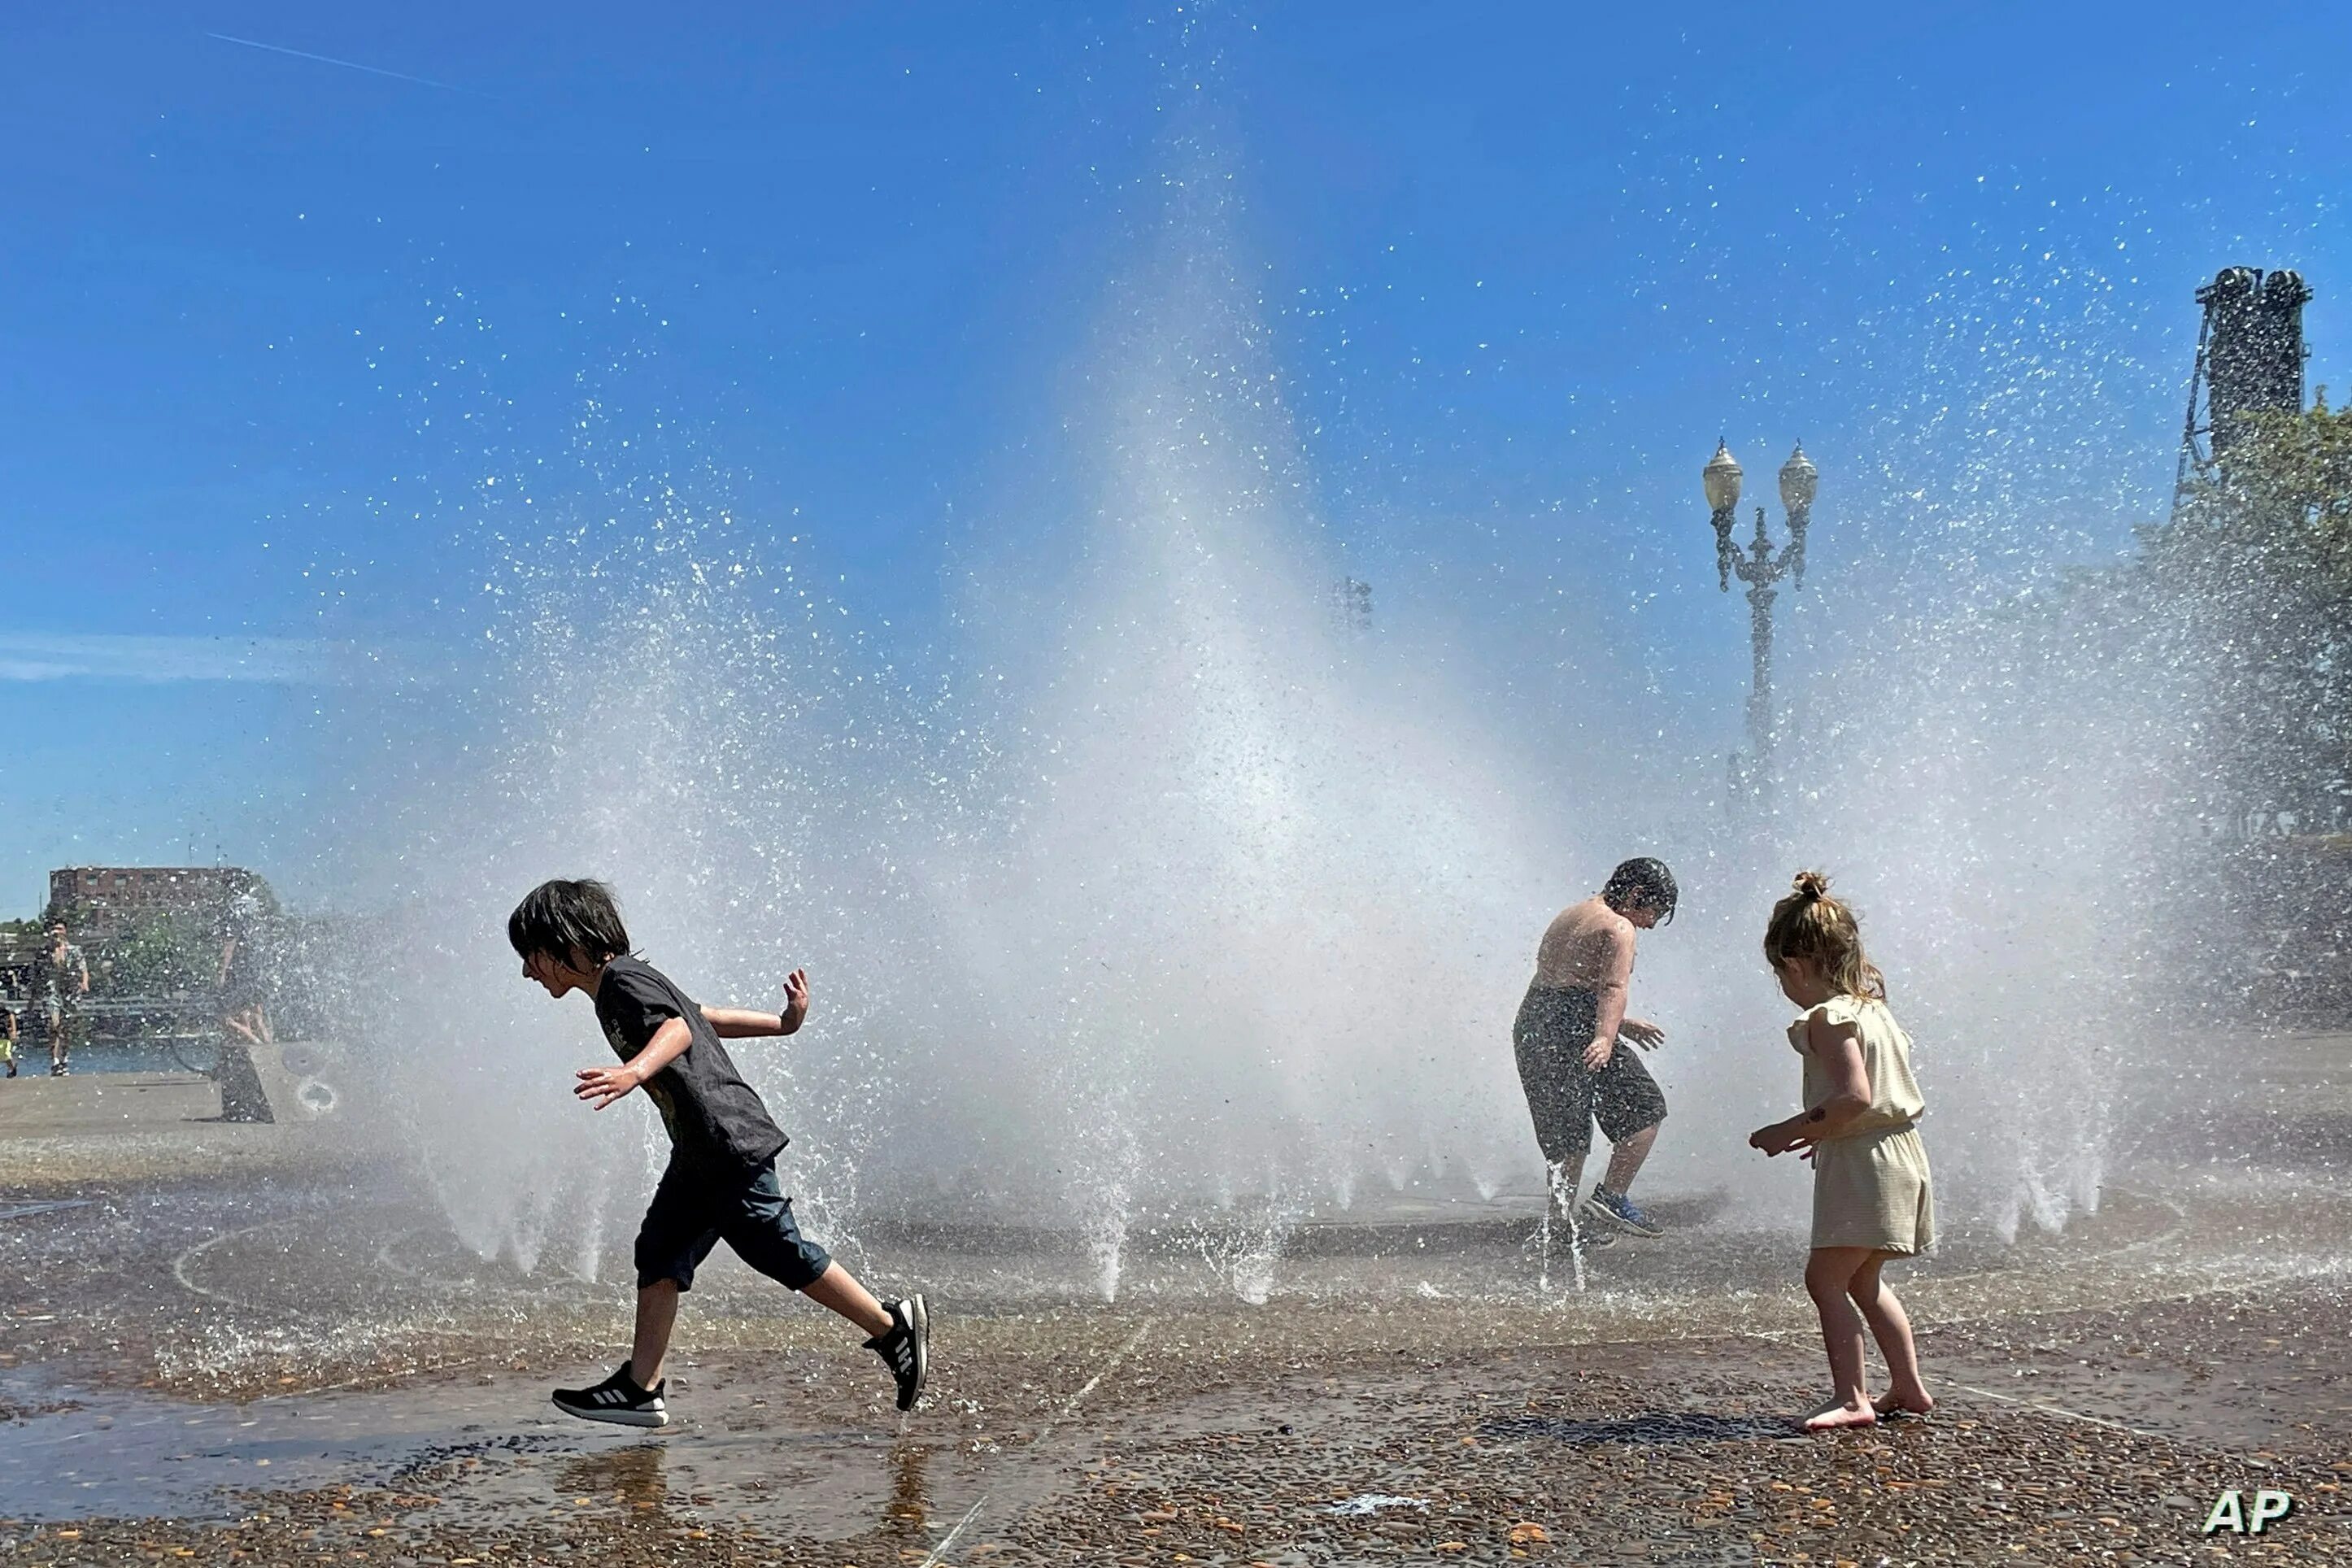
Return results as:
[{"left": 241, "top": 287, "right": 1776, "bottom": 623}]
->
[
  {"left": 1751, "top": 871, "right": 1936, "bottom": 1431},
  {"left": 1792, "top": 994, "right": 1933, "bottom": 1255}
]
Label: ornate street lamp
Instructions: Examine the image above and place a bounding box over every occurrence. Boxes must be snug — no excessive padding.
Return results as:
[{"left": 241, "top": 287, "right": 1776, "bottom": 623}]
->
[{"left": 1704, "top": 439, "right": 1817, "bottom": 808}]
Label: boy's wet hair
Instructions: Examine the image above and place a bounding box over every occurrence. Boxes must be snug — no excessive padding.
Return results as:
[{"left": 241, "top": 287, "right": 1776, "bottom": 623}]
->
[
  {"left": 1601, "top": 857, "right": 1678, "bottom": 923},
  {"left": 507, "top": 878, "right": 631, "bottom": 967}
]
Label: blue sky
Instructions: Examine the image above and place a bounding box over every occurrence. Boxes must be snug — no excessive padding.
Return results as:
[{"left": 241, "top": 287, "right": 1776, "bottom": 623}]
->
[{"left": 3, "top": 1, "right": 2347, "bottom": 912}]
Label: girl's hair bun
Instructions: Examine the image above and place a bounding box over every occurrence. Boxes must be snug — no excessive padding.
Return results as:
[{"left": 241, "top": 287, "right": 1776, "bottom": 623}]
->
[{"left": 1791, "top": 869, "right": 1832, "bottom": 901}]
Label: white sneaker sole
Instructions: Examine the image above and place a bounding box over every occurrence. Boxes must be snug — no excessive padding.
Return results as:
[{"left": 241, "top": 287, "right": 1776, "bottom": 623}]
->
[
  {"left": 895, "top": 1293, "right": 930, "bottom": 1411},
  {"left": 551, "top": 1396, "right": 670, "bottom": 1428},
  {"left": 1579, "top": 1197, "right": 1662, "bottom": 1238}
]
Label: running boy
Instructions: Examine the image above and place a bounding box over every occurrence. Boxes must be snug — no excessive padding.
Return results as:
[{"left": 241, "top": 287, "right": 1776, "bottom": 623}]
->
[{"left": 510, "top": 878, "right": 928, "bottom": 1426}]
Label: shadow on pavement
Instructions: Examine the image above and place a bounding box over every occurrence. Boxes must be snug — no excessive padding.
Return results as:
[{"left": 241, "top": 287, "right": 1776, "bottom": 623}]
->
[{"left": 1482, "top": 1410, "right": 1803, "bottom": 1446}]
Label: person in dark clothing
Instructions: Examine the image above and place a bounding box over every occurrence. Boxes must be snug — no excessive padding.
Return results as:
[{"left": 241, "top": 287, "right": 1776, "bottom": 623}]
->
[
  {"left": 217, "top": 891, "right": 276, "bottom": 1048},
  {"left": 510, "top": 878, "right": 928, "bottom": 1426}
]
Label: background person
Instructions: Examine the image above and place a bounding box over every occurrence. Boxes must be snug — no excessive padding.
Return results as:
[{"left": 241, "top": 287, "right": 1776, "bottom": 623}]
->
[
  {"left": 216, "top": 890, "right": 275, "bottom": 1048},
  {"left": 1512, "top": 856, "right": 1678, "bottom": 1243},
  {"left": 30, "top": 919, "right": 89, "bottom": 1078}
]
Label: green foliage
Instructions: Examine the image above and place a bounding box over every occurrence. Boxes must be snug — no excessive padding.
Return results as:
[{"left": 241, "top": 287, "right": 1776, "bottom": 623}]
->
[
  {"left": 2156, "top": 395, "right": 2352, "bottom": 579},
  {"left": 98, "top": 912, "right": 220, "bottom": 999},
  {"left": 2137, "top": 399, "right": 2352, "bottom": 818}
]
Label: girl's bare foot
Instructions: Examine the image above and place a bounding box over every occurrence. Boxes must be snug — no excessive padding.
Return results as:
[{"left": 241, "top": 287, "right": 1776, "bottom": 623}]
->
[
  {"left": 1873, "top": 1389, "right": 1935, "bottom": 1418},
  {"left": 1801, "top": 1397, "right": 1878, "bottom": 1432}
]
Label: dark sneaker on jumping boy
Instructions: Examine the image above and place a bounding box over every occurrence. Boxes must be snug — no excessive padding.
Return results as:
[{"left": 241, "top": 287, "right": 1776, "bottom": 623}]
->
[
  {"left": 1582, "top": 1185, "right": 1663, "bottom": 1237},
  {"left": 552, "top": 1363, "right": 670, "bottom": 1427},
  {"left": 1571, "top": 1222, "right": 1618, "bottom": 1251},
  {"left": 867, "top": 1294, "right": 929, "bottom": 1411}
]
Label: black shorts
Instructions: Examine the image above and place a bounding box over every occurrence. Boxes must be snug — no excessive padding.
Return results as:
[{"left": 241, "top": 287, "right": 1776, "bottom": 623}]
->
[
  {"left": 1512, "top": 984, "right": 1668, "bottom": 1168},
  {"left": 634, "top": 1158, "right": 833, "bottom": 1293}
]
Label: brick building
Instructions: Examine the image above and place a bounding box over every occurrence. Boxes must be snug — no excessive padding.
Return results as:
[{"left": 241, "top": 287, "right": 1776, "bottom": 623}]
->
[{"left": 46, "top": 866, "right": 272, "bottom": 938}]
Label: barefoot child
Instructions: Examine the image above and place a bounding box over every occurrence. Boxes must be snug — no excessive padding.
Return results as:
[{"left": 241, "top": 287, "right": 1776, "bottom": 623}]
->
[
  {"left": 1748, "top": 871, "right": 1934, "bottom": 1431},
  {"left": 510, "top": 878, "right": 928, "bottom": 1426}
]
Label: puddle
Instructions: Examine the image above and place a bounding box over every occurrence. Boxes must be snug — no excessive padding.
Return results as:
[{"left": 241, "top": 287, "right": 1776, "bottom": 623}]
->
[
  {"left": 0, "top": 1370, "right": 1030, "bottom": 1541},
  {"left": 0, "top": 1378, "right": 511, "bottom": 1520}
]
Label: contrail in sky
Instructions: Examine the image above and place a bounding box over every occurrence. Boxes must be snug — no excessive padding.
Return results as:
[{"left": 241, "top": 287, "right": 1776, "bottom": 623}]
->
[
  {"left": 205, "top": 32, "right": 480, "bottom": 95},
  {"left": 0, "top": 633, "right": 422, "bottom": 687}
]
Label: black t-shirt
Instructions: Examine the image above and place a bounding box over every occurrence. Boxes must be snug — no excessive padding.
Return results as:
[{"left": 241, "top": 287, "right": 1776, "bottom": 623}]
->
[{"left": 593, "top": 955, "right": 788, "bottom": 1179}]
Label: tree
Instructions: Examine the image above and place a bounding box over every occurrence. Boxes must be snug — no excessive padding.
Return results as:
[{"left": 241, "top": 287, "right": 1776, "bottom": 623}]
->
[
  {"left": 99, "top": 912, "right": 218, "bottom": 998},
  {"left": 2140, "top": 396, "right": 2352, "bottom": 827}
]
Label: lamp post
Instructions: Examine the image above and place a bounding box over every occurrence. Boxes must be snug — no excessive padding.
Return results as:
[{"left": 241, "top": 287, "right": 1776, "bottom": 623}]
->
[{"left": 1703, "top": 439, "right": 1817, "bottom": 809}]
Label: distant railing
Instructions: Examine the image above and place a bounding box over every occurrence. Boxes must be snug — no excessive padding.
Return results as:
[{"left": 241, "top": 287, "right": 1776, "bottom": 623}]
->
[{"left": 37, "top": 995, "right": 224, "bottom": 1043}]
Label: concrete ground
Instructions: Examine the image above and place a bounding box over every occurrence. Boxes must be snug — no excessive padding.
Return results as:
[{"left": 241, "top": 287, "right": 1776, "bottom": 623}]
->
[{"left": 1, "top": 1042, "right": 2349, "bottom": 1565}]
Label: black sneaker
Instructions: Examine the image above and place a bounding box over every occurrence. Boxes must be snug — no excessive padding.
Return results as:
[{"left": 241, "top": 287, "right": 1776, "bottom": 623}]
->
[
  {"left": 551, "top": 1363, "right": 669, "bottom": 1427},
  {"left": 867, "top": 1294, "right": 928, "bottom": 1412}
]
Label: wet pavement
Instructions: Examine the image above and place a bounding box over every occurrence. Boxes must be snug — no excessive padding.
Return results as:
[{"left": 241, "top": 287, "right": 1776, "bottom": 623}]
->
[{"left": 2, "top": 1040, "right": 2350, "bottom": 1562}]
